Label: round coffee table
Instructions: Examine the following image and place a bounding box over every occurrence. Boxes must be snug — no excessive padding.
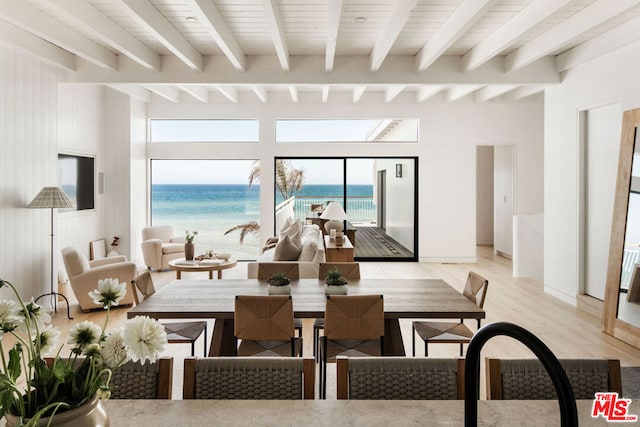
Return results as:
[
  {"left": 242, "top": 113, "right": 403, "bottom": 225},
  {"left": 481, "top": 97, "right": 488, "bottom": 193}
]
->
[{"left": 168, "top": 258, "right": 237, "bottom": 280}]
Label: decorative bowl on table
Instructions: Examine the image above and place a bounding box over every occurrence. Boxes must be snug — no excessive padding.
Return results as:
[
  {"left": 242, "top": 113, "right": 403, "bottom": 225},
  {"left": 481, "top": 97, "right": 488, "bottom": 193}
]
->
[{"left": 215, "top": 253, "right": 232, "bottom": 261}]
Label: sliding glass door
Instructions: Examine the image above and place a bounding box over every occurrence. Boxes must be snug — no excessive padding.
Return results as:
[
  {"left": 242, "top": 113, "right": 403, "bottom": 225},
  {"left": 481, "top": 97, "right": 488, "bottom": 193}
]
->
[{"left": 276, "top": 157, "right": 417, "bottom": 261}]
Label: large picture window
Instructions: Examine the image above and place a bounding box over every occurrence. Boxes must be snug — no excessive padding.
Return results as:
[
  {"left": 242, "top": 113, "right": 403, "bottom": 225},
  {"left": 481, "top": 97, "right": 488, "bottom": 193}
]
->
[
  {"left": 149, "top": 119, "right": 259, "bottom": 142},
  {"left": 275, "top": 119, "right": 419, "bottom": 143},
  {"left": 151, "top": 160, "right": 260, "bottom": 260}
]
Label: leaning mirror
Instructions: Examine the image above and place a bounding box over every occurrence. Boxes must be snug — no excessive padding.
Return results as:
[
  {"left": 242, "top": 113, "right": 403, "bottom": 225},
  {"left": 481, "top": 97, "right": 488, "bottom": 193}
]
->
[{"left": 604, "top": 108, "right": 640, "bottom": 348}]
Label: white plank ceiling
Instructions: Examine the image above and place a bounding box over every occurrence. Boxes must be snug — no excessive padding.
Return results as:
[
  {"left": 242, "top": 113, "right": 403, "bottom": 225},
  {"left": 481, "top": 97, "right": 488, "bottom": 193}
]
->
[{"left": 1, "top": 0, "right": 639, "bottom": 103}]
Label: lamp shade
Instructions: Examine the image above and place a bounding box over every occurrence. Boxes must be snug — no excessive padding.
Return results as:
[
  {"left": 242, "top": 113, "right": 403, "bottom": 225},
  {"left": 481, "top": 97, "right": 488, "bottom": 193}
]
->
[
  {"left": 320, "top": 201, "right": 347, "bottom": 220},
  {"left": 28, "top": 187, "right": 73, "bottom": 209}
]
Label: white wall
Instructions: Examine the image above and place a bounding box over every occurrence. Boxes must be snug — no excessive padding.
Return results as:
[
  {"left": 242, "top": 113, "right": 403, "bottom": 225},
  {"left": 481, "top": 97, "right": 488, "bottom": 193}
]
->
[
  {"left": 147, "top": 100, "right": 544, "bottom": 262},
  {"left": 584, "top": 104, "right": 622, "bottom": 300},
  {"left": 58, "top": 84, "right": 105, "bottom": 265},
  {"left": 130, "top": 99, "right": 147, "bottom": 266},
  {"left": 0, "top": 46, "right": 61, "bottom": 301},
  {"left": 476, "top": 146, "right": 494, "bottom": 245},
  {"left": 374, "top": 158, "right": 415, "bottom": 250},
  {"left": 545, "top": 40, "right": 640, "bottom": 305}
]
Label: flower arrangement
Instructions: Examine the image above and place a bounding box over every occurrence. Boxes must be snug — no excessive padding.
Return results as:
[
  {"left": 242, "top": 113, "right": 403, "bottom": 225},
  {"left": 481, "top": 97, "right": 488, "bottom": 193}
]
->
[
  {"left": 267, "top": 272, "right": 291, "bottom": 287},
  {"left": 110, "top": 237, "right": 119, "bottom": 248},
  {"left": 0, "top": 277, "right": 167, "bottom": 425},
  {"left": 325, "top": 268, "right": 348, "bottom": 286},
  {"left": 185, "top": 230, "right": 198, "bottom": 244}
]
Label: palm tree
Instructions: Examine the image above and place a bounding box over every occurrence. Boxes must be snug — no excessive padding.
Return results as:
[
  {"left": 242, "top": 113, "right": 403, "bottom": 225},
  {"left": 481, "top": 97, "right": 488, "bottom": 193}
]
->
[
  {"left": 248, "top": 159, "right": 305, "bottom": 200},
  {"left": 225, "top": 160, "right": 305, "bottom": 242}
]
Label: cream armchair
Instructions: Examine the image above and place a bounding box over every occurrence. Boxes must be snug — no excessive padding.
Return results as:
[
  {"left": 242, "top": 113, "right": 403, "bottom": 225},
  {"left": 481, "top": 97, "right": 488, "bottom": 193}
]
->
[
  {"left": 141, "top": 226, "right": 186, "bottom": 271},
  {"left": 61, "top": 246, "right": 136, "bottom": 311}
]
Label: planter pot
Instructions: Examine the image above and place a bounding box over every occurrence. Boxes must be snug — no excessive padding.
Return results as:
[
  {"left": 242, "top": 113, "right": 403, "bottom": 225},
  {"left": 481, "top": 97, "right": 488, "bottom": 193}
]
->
[
  {"left": 185, "top": 242, "right": 195, "bottom": 260},
  {"left": 5, "top": 395, "right": 109, "bottom": 427},
  {"left": 325, "top": 285, "right": 348, "bottom": 295},
  {"left": 268, "top": 284, "right": 291, "bottom": 295}
]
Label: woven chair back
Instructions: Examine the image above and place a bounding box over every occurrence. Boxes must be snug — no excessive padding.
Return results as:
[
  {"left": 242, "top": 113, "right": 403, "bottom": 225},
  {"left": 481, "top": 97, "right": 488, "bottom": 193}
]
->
[
  {"left": 324, "top": 295, "right": 384, "bottom": 340},
  {"left": 488, "top": 358, "right": 622, "bottom": 400},
  {"left": 185, "top": 357, "right": 313, "bottom": 399},
  {"left": 462, "top": 271, "right": 488, "bottom": 308},
  {"left": 257, "top": 263, "right": 300, "bottom": 280},
  {"left": 132, "top": 271, "right": 156, "bottom": 303},
  {"left": 340, "top": 357, "right": 465, "bottom": 400},
  {"left": 234, "top": 295, "right": 295, "bottom": 341},
  {"left": 46, "top": 357, "right": 173, "bottom": 399},
  {"left": 319, "top": 262, "right": 361, "bottom": 280}
]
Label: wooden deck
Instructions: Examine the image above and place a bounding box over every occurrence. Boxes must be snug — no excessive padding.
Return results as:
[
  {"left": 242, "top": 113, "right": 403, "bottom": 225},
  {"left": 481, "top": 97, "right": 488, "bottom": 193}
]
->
[{"left": 353, "top": 225, "right": 414, "bottom": 259}]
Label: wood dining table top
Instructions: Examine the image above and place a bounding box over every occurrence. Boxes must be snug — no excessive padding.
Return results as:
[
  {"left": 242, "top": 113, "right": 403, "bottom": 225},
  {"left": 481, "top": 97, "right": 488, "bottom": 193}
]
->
[{"left": 127, "top": 278, "right": 486, "bottom": 320}]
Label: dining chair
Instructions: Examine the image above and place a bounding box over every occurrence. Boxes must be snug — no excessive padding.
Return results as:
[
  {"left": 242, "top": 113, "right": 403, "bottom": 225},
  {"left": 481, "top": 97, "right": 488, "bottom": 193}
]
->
[
  {"left": 257, "top": 263, "right": 303, "bottom": 337},
  {"left": 336, "top": 356, "right": 465, "bottom": 400},
  {"left": 314, "top": 262, "right": 361, "bottom": 360},
  {"left": 132, "top": 272, "right": 208, "bottom": 356},
  {"left": 411, "top": 271, "right": 488, "bottom": 357},
  {"left": 319, "top": 294, "right": 384, "bottom": 399},
  {"left": 45, "top": 357, "right": 173, "bottom": 399},
  {"left": 183, "top": 356, "right": 315, "bottom": 399},
  {"left": 234, "top": 295, "right": 302, "bottom": 357},
  {"left": 486, "top": 358, "right": 622, "bottom": 400}
]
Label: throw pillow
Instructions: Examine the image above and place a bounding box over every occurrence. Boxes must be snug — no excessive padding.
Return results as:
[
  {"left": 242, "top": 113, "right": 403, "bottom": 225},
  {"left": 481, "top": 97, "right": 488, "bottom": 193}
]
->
[
  {"left": 273, "top": 234, "right": 301, "bottom": 261},
  {"left": 279, "top": 216, "right": 294, "bottom": 234},
  {"left": 298, "top": 241, "right": 318, "bottom": 262}
]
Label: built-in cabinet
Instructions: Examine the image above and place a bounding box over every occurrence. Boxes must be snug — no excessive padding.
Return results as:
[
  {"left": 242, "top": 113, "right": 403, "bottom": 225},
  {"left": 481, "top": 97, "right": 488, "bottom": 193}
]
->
[{"left": 494, "top": 145, "right": 514, "bottom": 258}]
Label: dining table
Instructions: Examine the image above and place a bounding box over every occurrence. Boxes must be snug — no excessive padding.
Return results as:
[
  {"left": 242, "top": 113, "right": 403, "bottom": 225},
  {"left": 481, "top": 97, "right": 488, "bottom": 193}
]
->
[{"left": 128, "top": 278, "right": 485, "bottom": 357}]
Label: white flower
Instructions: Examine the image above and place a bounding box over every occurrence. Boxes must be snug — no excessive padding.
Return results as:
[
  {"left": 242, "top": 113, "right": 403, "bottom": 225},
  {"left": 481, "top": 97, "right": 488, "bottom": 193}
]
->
[
  {"left": 0, "top": 300, "right": 22, "bottom": 338},
  {"left": 19, "top": 299, "right": 50, "bottom": 332},
  {"left": 35, "top": 325, "right": 60, "bottom": 355},
  {"left": 122, "top": 316, "right": 167, "bottom": 363},
  {"left": 68, "top": 321, "right": 102, "bottom": 351},
  {"left": 88, "top": 278, "right": 127, "bottom": 308},
  {"left": 101, "top": 329, "right": 129, "bottom": 368}
]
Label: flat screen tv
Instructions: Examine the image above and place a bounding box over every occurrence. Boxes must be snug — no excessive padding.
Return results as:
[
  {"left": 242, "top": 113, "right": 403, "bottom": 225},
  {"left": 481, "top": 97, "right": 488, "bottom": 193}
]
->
[{"left": 58, "top": 154, "right": 95, "bottom": 210}]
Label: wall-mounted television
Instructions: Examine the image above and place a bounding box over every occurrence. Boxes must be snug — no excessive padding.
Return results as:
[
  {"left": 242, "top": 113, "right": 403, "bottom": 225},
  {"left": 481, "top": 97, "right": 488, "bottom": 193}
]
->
[{"left": 58, "top": 154, "right": 95, "bottom": 210}]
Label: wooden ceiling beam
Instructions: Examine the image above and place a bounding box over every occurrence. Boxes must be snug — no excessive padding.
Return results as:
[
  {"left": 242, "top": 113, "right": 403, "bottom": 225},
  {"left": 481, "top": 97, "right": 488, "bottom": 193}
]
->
[
  {"left": 186, "top": 0, "right": 245, "bottom": 71},
  {"left": 118, "top": 0, "right": 203, "bottom": 71},
  {"left": 506, "top": 0, "right": 640, "bottom": 71},
  {"left": 0, "top": 0, "right": 117, "bottom": 69}
]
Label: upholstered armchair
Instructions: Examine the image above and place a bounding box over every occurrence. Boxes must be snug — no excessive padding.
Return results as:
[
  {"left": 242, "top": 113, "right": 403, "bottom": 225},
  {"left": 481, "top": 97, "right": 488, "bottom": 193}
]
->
[
  {"left": 141, "top": 225, "right": 186, "bottom": 271},
  {"left": 61, "top": 246, "right": 136, "bottom": 311}
]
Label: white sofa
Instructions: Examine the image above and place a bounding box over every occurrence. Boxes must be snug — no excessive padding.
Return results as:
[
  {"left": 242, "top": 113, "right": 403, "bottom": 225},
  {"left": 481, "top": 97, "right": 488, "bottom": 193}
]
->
[{"left": 247, "top": 223, "right": 325, "bottom": 279}]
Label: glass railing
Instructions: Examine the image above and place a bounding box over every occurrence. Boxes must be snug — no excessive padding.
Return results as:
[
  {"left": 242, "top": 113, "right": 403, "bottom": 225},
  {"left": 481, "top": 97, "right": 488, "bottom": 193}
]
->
[{"left": 284, "top": 196, "right": 377, "bottom": 224}]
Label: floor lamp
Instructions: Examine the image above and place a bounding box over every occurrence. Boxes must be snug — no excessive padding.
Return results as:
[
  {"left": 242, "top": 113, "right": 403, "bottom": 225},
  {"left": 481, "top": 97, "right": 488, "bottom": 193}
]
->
[{"left": 28, "top": 187, "right": 73, "bottom": 319}]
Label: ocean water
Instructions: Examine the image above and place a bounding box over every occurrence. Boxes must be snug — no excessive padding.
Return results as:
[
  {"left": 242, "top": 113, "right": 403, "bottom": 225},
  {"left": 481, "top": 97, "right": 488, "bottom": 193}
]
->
[{"left": 152, "top": 184, "right": 374, "bottom": 260}]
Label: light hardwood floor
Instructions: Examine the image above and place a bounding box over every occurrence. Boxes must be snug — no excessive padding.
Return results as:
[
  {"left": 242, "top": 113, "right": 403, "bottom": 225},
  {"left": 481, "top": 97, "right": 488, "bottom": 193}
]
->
[{"left": 6, "top": 246, "right": 640, "bottom": 399}]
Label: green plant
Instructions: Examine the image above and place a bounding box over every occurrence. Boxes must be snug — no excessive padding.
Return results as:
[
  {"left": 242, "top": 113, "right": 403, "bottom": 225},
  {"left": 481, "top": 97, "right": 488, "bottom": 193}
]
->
[
  {"left": 267, "top": 272, "right": 291, "bottom": 287},
  {"left": 0, "top": 278, "right": 167, "bottom": 425},
  {"left": 185, "top": 230, "right": 198, "bottom": 243},
  {"left": 325, "top": 268, "right": 348, "bottom": 286}
]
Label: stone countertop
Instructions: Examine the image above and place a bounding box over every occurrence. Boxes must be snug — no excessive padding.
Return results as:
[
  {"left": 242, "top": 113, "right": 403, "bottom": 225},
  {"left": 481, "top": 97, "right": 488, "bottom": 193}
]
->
[{"left": 95, "top": 399, "right": 634, "bottom": 426}]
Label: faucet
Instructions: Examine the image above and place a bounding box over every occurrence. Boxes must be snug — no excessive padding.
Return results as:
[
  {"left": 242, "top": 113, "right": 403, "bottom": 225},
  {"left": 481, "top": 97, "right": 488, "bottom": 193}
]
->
[{"left": 464, "top": 321, "right": 578, "bottom": 427}]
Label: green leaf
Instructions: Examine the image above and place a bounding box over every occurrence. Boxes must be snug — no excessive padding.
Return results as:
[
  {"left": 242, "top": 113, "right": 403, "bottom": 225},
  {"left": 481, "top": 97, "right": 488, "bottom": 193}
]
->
[
  {"left": 8, "top": 346, "right": 22, "bottom": 381},
  {"left": 53, "top": 361, "right": 70, "bottom": 383}
]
